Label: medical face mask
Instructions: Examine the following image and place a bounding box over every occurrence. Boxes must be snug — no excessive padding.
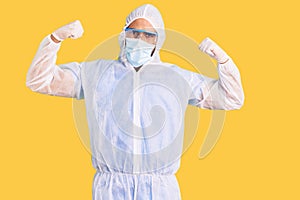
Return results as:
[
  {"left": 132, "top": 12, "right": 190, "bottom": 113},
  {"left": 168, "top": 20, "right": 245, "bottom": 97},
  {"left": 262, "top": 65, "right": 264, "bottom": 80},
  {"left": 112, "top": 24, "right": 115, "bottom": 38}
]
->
[{"left": 125, "top": 38, "right": 155, "bottom": 68}]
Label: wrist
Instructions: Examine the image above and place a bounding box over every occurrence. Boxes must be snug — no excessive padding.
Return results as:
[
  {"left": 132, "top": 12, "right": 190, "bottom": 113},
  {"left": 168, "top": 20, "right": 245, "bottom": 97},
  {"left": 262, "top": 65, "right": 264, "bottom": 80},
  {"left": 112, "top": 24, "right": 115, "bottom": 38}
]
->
[
  {"left": 50, "top": 34, "right": 61, "bottom": 43},
  {"left": 219, "top": 58, "right": 229, "bottom": 64}
]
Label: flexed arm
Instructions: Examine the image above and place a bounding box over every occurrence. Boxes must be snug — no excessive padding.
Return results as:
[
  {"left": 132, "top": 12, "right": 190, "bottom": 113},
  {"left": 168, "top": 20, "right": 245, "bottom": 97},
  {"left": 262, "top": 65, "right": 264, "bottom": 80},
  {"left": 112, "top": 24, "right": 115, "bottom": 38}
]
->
[
  {"left": 192, "top": 37, "right": 244, "bottom": 110},
  {"left": 26, "top": 20, "right": 84, "bottom": 98}
]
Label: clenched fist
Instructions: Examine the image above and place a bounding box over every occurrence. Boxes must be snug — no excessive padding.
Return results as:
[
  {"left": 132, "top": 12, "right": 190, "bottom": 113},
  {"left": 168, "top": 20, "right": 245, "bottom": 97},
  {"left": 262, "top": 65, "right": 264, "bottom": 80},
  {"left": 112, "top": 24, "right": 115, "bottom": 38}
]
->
[
  {"left": 51, "top": 20, "right": 84, "bottom": 42},
  {"left": 199, "top": 37, "right": 229, "bottom": 64}
]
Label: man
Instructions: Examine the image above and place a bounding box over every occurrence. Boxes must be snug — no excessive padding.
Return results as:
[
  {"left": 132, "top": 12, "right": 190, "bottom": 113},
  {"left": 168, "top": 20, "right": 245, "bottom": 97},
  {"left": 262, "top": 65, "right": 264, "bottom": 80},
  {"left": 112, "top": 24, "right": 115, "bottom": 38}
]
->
[{"left": 26, "top": 4, "right": 244, "bottom": 200}]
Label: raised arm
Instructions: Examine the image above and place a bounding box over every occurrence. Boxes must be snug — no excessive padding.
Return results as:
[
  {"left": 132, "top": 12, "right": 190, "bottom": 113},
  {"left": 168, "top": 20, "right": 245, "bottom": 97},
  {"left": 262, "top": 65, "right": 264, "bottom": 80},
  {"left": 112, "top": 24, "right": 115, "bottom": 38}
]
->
[
  {"left": 26, "top": 20, "right": 84, "bottom": 98},
  {"left": 189, "top": 37, "right": 244, "bottom": 110}
]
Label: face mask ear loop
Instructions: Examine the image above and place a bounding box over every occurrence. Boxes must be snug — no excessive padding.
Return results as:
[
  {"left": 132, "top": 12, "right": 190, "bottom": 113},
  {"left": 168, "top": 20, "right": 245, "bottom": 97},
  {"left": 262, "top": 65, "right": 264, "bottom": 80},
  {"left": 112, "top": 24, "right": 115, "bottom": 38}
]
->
[{"left": 151, "top": 47, "right": 156, "bottom": 57}]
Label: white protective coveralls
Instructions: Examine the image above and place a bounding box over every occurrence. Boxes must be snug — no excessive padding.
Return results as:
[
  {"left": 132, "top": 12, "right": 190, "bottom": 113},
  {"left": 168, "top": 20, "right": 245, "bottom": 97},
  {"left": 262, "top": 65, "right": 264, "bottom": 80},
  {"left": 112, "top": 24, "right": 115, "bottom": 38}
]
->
[{"left": 26, "top": 4, "right": 244, "bottom": 200}]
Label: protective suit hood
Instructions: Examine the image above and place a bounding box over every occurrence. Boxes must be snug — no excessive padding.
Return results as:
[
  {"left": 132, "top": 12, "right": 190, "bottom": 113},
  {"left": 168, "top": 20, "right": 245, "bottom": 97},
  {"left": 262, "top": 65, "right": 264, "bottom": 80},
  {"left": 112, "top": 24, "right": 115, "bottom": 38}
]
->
[{"left": 118, "top": 4, "right": 166, "bottom": 67}]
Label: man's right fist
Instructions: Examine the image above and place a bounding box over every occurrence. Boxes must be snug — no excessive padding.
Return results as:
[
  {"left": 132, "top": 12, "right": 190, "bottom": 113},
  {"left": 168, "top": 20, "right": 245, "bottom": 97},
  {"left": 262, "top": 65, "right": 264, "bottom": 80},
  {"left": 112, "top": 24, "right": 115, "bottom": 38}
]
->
[{"left": 52, "top": 20, "right": 84, "bottom": 42}]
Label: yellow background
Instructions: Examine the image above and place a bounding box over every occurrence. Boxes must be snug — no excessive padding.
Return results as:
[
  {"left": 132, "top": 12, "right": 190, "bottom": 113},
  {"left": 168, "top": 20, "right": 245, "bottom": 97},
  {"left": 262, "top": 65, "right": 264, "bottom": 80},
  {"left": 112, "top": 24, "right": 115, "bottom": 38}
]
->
[{"left": 1, "top": 0, "right": 299, "bottom": 199}]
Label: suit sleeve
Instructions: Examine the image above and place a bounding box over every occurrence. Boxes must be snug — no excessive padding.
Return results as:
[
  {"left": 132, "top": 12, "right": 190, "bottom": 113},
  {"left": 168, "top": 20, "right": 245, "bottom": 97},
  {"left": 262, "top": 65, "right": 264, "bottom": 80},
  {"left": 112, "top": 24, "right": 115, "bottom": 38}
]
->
[{"left": 26, "top": 35, "right": 83, "bottom": 99}]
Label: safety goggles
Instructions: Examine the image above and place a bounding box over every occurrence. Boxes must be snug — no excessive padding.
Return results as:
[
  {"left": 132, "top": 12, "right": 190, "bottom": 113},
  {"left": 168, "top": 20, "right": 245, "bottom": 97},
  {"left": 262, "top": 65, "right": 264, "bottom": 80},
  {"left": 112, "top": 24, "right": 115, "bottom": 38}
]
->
[{"left": 125, "top": 28, "right": 158, "bottom": 44}]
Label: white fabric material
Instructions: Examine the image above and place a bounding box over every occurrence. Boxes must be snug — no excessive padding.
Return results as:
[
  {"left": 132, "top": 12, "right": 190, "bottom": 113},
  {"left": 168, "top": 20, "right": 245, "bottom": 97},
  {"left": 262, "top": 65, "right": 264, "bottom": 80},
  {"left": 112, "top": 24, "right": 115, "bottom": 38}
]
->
[
  {"left": 199, "top": 37, "right": 229, "bottom": 63},
  {"left": 26, "top": 4, "right": 244, "bottom": 200},
  {"left": 52, "top": 20, "right": 84, "bottom": 41},
  {"left": 119, "top": 4, "right": 165, "bottom": 68},
  {"left": 125, "top": 38, "right": 155, "bottom": 67}
]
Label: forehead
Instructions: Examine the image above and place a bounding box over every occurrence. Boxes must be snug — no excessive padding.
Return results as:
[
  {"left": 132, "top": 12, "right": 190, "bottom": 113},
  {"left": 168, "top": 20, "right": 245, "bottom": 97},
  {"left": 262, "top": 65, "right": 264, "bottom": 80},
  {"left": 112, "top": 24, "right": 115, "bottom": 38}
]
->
[{"left": 127, "top": 18, "right": 155, "bottom": 31}]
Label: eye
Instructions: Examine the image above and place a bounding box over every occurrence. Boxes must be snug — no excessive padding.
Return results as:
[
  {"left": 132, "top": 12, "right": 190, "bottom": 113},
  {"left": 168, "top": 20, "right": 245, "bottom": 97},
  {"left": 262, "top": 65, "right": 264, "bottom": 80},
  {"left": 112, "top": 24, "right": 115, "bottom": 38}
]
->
[
  {"left": 132, "top": 30, "right": 139, "bottom": 37},
  {"left": 145, "top": 32, "right": 156, "bottom": 38}
]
